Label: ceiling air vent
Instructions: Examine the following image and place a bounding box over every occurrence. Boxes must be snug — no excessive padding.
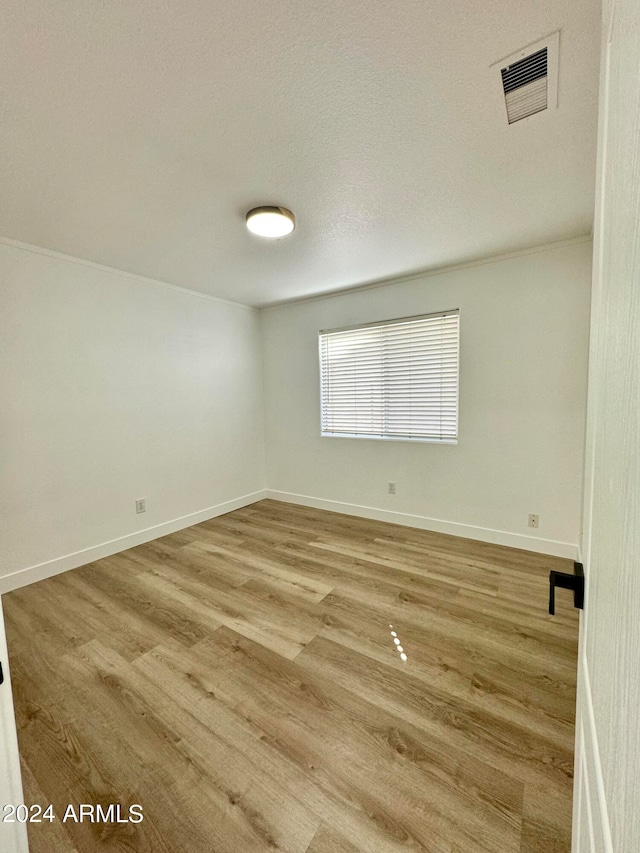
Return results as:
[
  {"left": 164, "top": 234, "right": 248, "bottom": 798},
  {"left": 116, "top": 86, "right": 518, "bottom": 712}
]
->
[
  {"left": 492, "top": 33, "right": 559, "bottom": 126},
  {"left": 501, "top": 47, "right": 548, "bottom": 123}
]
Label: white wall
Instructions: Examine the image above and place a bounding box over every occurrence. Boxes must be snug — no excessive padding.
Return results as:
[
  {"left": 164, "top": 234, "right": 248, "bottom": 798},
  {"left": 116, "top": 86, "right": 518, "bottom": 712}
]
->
[
  {"left": 0, "top": 234, "right": 591, "bottom": 591},
  {"left": 261, "top": 240, "right": 592, "bottom": 556},
  {"left": 0, "top": 240, "right": 266, "bottom": 589},
  {"left": 573, "top": 0, "right": 640, "bottom": 848}
]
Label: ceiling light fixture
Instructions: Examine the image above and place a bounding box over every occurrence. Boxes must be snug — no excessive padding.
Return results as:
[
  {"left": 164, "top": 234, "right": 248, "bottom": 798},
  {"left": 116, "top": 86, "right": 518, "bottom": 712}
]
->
[{"left": 246, "top": 206, "right": 295, "bottom": 238}]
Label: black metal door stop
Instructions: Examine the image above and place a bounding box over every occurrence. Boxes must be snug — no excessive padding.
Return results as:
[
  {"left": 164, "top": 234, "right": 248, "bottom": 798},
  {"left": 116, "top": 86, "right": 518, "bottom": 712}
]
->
[{"left": 549, "top": 562, "right": 584, "bottom": 615}]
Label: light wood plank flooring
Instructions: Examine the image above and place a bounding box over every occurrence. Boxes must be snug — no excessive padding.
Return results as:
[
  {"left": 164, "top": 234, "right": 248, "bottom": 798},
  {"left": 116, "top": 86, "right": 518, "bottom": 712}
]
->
[{"left": 4, "top": 500, "right": 579, "bottom": 852}]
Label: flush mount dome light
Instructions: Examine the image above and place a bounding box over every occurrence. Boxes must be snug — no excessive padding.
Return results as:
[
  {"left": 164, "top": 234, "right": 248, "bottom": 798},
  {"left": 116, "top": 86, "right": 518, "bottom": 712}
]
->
[{"left": 246, "top": 206, "right": 295, "bottom": 238}]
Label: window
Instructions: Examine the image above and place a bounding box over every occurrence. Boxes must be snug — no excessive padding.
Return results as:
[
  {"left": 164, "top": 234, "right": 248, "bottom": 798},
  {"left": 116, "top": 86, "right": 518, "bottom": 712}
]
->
[{"left": 319, "top": 310, "right": 459, "bottom": 443}]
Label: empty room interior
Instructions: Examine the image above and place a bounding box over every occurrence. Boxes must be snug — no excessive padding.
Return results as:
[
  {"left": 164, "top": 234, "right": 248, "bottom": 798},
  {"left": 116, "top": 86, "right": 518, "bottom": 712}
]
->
[{"left": 1, "top": 1, "right": 639, "bottom": 852}]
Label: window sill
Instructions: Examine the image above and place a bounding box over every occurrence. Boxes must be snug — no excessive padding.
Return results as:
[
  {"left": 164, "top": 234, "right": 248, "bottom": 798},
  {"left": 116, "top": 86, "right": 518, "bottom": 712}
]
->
[{"left": 321, "top": 432, "right": 458, "bottom": 445}]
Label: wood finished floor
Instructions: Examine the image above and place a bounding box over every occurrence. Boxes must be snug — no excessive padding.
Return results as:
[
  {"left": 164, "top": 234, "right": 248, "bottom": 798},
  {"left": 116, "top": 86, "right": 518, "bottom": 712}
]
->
[{"left": 4, "top": 500, "right": 579, "bottom": 853}]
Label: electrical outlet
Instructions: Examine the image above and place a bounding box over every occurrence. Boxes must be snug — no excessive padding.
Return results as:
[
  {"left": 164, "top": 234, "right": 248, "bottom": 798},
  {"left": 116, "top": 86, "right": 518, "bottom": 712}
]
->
[
  {"left": 388, "top": 482, "right": 396, "bottom": 494},
  {"left": 135, "top": 498, "right": 146, "bottom": 514},
  {"left": 528, "top": 513, "right": 539, "bottom": 528}
]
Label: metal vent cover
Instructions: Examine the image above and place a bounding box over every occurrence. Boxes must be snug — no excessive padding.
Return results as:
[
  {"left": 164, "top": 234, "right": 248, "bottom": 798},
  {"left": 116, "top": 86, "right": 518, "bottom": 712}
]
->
[
  {"left": 501, "top": 47, "right": 548, "bottom": 123},
  {"left": 491, "top": 33, "right": 559, "bottom": 126}
]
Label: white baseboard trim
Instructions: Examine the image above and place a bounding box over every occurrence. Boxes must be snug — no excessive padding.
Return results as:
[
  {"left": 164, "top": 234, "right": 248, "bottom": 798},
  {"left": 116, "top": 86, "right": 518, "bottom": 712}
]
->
[
  {"left": 1, "top": 487, "right": 578, "bottom": 595},
  {"left": 0, "top": 490, "right": 267, "bottom": 595},
  {"left": 575, "top": 654, "right": 613, "bottom": 853},
  {"left": 265, "top": 490, "right": 578, "bottom": 558}
]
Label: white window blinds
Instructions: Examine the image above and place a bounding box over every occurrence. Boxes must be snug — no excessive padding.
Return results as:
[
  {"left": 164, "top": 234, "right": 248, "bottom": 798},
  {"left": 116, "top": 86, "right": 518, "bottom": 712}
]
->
[{"left": 319, "top": 310, "right": 459, "bottom": 442}]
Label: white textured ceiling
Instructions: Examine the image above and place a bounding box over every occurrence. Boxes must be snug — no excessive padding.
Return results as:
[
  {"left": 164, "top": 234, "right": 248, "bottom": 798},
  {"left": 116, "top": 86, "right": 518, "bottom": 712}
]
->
[{"left": 0, "top": 1, "right": 600, "bottom": 306}]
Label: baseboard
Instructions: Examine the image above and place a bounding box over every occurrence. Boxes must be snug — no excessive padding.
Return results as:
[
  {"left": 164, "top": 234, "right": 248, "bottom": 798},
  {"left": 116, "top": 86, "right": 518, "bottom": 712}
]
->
[
  {"left": 0, "top": 490, "right": 267, "bottom": 595},
  {"left": 265, "top": 490, "right": 578, "bottom": 558},
  {"left": 1, "top": 487, "right": 577, "bottom": 595},
  {"left": 574, "top": 654, "right": 613, "bottom": 852}
]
